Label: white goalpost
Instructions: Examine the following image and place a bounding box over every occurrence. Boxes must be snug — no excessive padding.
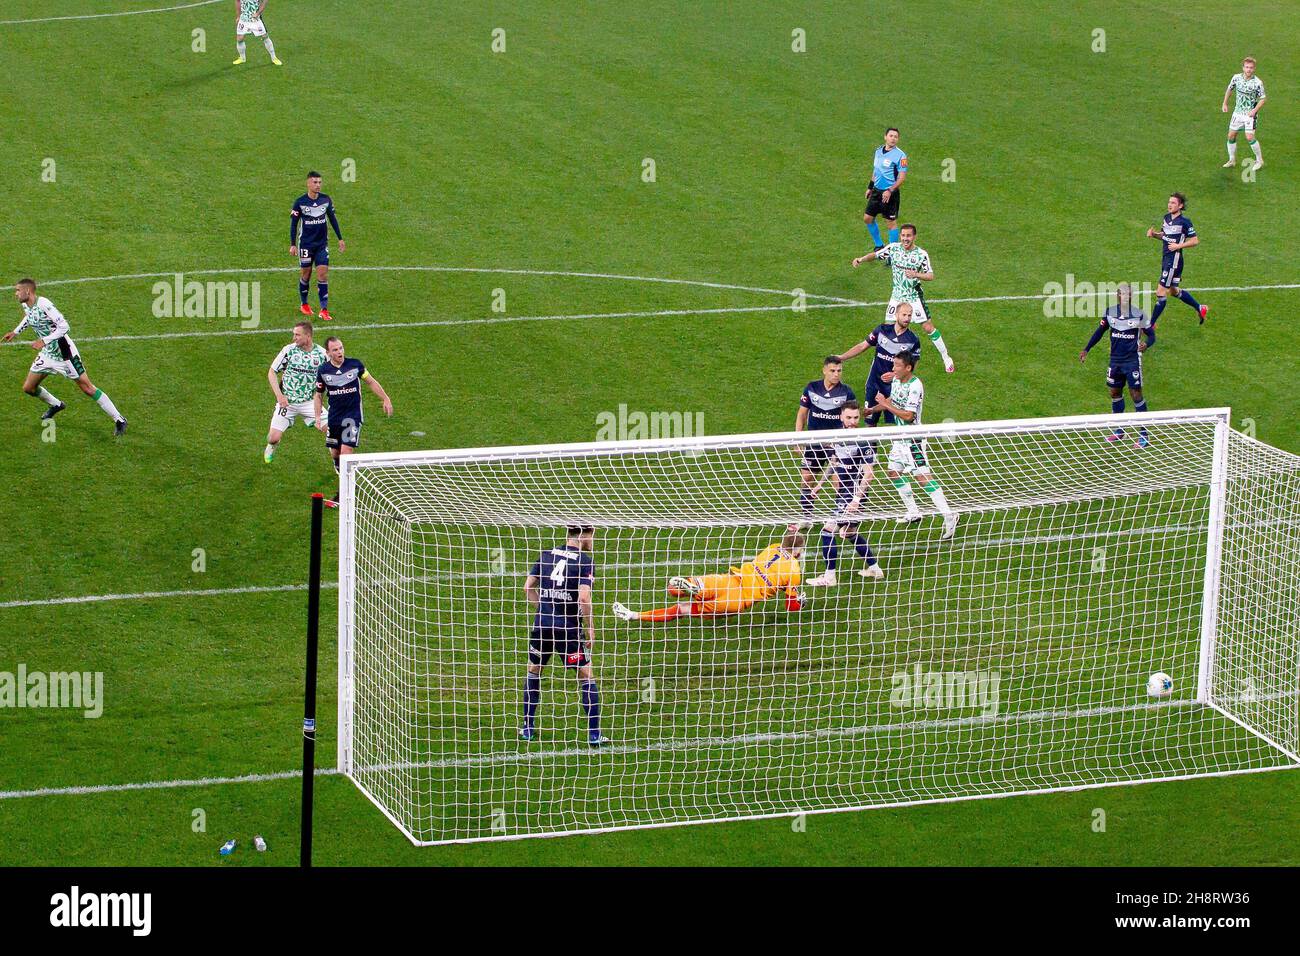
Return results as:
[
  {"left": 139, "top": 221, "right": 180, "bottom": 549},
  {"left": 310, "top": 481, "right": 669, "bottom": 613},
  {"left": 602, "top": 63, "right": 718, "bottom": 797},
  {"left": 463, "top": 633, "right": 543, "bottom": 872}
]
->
[{"left": 336, "top": 407, "right": 1300, "bottom": 846}]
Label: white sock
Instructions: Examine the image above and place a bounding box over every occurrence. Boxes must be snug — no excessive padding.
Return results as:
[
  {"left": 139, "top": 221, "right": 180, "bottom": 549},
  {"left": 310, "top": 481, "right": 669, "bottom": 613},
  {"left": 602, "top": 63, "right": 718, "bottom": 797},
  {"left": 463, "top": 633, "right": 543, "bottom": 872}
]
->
[
  {"left": 93, "top": 389, "right": 122, "bottom": 421},
  {"left": 263, "top": 37, "right": 276, "bottom": 59},
  {"left": 894, "top": 479, "right": 921, "bottom": 516},
  {"left": 1227, "top": 140, "right": 1237, "bottom": 162},
  {"left": 264, "top": 443, "right": 276, "bottom": 457},
  {"left": 236, "top": 40, "right": 246, "bottom": 58},
  {"left": 929, "top": 329, "right": 952, "bottom": 364},
  {"left": 31, "top": 386, "right": 61, "bottom": 408},
  {"left": 1250, "top": 140, "right": 1262, "bottom": 161},
  {"left": 925, "top": 483, "right": 954, "bottom": 517}
]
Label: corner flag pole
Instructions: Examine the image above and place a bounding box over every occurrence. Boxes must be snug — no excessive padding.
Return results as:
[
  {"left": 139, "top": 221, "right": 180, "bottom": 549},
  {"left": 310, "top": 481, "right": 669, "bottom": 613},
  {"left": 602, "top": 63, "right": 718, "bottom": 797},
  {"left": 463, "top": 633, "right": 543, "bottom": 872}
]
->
[{"left": 301, "top": 492, "right": 325, "bottom": 868}]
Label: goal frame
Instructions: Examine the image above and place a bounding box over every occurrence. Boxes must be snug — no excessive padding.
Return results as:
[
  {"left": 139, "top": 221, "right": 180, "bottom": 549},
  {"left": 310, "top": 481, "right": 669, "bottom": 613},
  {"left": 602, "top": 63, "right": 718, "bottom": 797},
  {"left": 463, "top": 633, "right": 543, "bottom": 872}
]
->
[{"left": 335, "top": 406, "right": 1300, "bottom": 846}]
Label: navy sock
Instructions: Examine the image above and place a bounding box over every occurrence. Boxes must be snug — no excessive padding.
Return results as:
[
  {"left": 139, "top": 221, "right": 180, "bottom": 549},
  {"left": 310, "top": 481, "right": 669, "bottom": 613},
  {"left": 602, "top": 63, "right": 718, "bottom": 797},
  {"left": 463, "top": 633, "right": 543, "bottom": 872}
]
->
[
  {"left": 820, "top": 531, "right": 839, "bottom": 571},
  {"left": 317, "top": 282, "right": 329, "bottom": 310},
  {"left": 1176, "top": 289, "right": 1201, "bottom": 311},
  {"left": 580, "top": 680, "right": 601, "bottom": 733},
  {"left": 299, "top": 279, "right": 309, "bottom": 305},
  {"left": 523, "top": 673, "right": 541, "bottom": 725},
  {"left": 799, "top": 487, "right": 814, "bottom": 516},
  {"left": 1112, "top": 397, "right": 1125, "bottom": 415},
  {"left": 1151, "top": 296, "right": 1167, "bottom": 323},
  {"left": 851, "top": 533, "right": 877, "bottom": 565},
  {"left": 1134, "top": 398, "right": 1149, "bottom": 437}
]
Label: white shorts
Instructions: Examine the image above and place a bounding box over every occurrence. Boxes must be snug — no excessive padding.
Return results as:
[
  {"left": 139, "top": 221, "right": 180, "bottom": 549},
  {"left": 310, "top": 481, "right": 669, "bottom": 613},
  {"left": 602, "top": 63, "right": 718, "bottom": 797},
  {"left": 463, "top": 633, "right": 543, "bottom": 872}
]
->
[
  {"left": 237, "top": 17, "right": 267, "bottom": 37},
  {"left": 887, "top": 438, "right": 930, "bottom": 476},
  {"left": 887, "top": 297, "right": 928, "bottom": 324},
  {"left": 1228, "top": 112, "right": 1255, "bottom": 133},
  {"left": 30, "top": 341, "right": 85, "bottom": 381},
  {"left": 270, "top": 400, "right": 326, "bottom": 433}
]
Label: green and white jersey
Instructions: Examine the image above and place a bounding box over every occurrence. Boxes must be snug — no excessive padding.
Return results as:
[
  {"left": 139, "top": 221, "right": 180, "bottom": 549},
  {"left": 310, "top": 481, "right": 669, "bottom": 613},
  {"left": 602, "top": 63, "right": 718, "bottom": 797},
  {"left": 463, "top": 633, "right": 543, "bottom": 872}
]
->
[
  {"left": 1229, "top": 73, "right": 1265, "bottom": 113},
  {"left": 13, "top": 296, "right": 71, "bottom": 360},
  {"left": 271, "top": 342, "right": 327, "bottom": 404},
  {"left": 889, "top": 374, "right": 924, "bottom": 426},
  {"left": 878, "top": 242, "right": 932, "bottom": 302},
  {"left": 239, "top": 0, "right": 261, "bottom": 21}
]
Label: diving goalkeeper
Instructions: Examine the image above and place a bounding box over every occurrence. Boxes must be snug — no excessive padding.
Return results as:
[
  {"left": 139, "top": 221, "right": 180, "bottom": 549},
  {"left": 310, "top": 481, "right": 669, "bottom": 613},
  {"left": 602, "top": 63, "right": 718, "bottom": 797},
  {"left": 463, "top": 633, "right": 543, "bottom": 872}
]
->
[{"left": 612, "top": 529, "right": 806, "bottom": 621}]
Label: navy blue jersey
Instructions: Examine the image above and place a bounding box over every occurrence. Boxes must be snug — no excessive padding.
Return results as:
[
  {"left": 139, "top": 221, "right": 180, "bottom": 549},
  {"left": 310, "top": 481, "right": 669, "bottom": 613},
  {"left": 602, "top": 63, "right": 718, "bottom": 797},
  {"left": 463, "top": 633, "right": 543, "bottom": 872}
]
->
[
  {"left": 866, "top": 322, "right": 922, "bottom": 379},
  {"left": 799, "top": 380, "right": 856, "bottom": 430},
  {"left": 315, "top": 357, "right": 367, "bottom": 424},
  {"left": 1157, "top": 213, "right": 1195, "bottom": 254},
  {"left": 830, "top": 438, "right": 873, "bottom": 519},
  {"left": 530, "top": 546, "right": 595, "bottom": 628},
  {"left": 290, "top": 192, "right": 342, "bottom": 248},
  {"left": 830, "top": 438, "right": 874, "bottom": 486},
  {"left": 1101, "top": 304, "right": 1152, "bottom": 367}
]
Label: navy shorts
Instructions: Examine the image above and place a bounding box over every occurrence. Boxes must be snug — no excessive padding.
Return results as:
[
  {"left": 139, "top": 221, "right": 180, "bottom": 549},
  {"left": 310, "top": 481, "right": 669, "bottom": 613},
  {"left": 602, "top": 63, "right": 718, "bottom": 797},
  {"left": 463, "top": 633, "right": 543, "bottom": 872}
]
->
[
  {"left": 832, "top": 487, "right": 863, "bottom": 528},
  {"left": 529, "top": 624, "right": 589, "bottom": 668},
  {"left": 1159, "top": 250, "right": 1183, "bottom": 289},
  {"left": 801, "top": 443, "right": 832, "bottom": 473},
  {"left": 865, "top": 374, "right": 897, "bottom": 425},
  {"left": 1107, "top": 362, "right": 1143, "bottom": 391},
  {"left": 325, "top": 417, "right": 360, "bottom": 449},
  {"left": 299, "top": 244, "right": 330, "bottom": 269}
]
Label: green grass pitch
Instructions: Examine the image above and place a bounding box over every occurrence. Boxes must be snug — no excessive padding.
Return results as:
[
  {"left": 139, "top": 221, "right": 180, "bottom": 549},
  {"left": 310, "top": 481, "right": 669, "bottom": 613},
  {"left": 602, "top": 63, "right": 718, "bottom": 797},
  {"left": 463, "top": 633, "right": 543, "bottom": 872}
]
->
[{"left": 0, "top": 0, "right": 1297, "bottom": 865}]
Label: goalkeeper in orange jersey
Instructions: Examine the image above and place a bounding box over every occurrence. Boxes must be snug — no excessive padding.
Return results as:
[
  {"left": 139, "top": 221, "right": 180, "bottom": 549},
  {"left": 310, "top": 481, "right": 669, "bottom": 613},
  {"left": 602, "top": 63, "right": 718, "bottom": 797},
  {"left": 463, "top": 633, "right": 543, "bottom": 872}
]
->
[{"left": 612, "top": 529, "right": 806, "bottom": 622}]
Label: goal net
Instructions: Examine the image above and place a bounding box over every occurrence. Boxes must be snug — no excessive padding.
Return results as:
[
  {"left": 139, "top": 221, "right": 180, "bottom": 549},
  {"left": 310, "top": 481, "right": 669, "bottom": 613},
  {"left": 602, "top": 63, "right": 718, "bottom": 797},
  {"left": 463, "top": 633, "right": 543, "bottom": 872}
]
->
[{"left": 336, "top": 407, "right": 1300, "bottom": 846}]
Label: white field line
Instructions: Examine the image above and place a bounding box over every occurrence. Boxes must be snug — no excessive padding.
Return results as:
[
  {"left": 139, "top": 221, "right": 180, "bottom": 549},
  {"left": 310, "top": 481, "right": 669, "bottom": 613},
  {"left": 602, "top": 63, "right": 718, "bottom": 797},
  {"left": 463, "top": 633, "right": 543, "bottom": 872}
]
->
[
  {"left": 38, "top": 266, "right": 864, "bottom": 304},
  {"left": 380, "top": 698, "right": 1206, "bottom": 772},
  {"left": 8, "top": 264, "right": 865, "bottom": 343},
  {"left": 8, "top": 695, "right": 1283, "bottom": 802},
  {"left": 3, "top": 265, "right": 1292, "bottom": 345},
  {"left": 0, "top": 520, "right": 1199, "bottom": 610},
  {"left": 0, "top": 769, "right": 336, "bottom": 800},
  {"left": 54, "top": 301, "right": 865, "bottom": 345},
  {"left": 0, "top": 0, "right": 221, "bottom": 25}
]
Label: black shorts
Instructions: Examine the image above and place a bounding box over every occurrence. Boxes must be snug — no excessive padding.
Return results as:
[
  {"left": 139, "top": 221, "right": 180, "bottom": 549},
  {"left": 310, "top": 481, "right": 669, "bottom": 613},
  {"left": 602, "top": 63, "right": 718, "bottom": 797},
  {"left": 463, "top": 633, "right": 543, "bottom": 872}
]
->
[
  {"left": 865, "top": 186, "right": 901, "bottom": 220},
  {"left": 325, "top": 417, "right": 361, "bottom": 449},
  {"left": 528, "top": 624, "right": 589, "bottom": 668}
]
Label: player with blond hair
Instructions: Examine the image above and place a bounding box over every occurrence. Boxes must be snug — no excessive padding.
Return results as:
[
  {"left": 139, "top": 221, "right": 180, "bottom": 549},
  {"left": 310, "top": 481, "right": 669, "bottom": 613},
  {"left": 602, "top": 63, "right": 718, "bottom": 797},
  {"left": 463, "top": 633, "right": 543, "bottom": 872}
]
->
[
  {"left": 233, "top": 0, "right": 281, "bottom": 66},
  {"left": 1221, "top": 57, "right": 1265, "bottom": 170}
]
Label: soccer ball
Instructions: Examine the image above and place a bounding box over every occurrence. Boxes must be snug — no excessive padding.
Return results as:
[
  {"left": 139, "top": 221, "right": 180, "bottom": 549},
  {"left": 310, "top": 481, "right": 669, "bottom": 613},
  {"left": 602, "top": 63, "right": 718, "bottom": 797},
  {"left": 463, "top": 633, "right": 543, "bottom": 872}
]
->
[{"left": 1146, "top": 672, "right": 1173, "bottom": 698}]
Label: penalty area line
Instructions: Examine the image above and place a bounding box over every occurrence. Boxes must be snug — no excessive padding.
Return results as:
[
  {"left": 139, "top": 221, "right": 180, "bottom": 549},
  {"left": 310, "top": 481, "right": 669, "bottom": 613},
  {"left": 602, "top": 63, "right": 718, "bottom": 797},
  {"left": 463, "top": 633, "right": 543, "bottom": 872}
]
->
[
  {"left": 51, "top": 301, "right": 867, "bottom": 346},
  {"left": 39, "top": 265, "right": 864, "bottom": 306},
  {"left": 0, "top": 0, "right": 222, "bottom": 25}
]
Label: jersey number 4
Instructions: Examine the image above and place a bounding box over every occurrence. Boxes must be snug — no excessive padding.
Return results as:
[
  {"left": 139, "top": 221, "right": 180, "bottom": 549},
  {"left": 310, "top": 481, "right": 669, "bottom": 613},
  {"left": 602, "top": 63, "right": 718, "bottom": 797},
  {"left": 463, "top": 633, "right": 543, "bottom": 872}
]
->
[{"left": 550, "top": 559, "right": 568, "bottom": 586}]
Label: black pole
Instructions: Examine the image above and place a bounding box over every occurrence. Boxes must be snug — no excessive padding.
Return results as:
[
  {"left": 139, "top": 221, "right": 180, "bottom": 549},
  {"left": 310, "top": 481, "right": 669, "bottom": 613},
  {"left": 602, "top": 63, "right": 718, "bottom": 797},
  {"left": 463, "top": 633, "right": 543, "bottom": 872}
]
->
[{"left": 301, "top": 492, "right": 324, "bottom": 868}]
